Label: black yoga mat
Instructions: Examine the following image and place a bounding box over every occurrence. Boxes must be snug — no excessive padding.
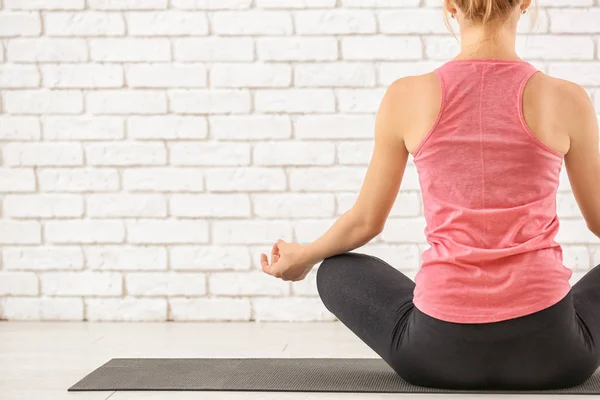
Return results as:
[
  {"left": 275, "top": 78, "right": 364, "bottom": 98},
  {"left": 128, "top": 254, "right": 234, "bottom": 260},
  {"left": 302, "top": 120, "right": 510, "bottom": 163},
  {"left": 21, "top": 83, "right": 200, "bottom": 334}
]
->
[{"left": 69, "top": 358, "right": 600, "bottom": 394}]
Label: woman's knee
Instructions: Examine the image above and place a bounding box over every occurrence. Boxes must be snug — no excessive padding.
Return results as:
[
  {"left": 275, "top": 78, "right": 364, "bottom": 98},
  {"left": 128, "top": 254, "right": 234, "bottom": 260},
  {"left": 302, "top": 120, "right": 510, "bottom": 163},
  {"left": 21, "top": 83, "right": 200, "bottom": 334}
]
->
[{"left": 316, "top": 253, "right": 357, "bottom": 303}]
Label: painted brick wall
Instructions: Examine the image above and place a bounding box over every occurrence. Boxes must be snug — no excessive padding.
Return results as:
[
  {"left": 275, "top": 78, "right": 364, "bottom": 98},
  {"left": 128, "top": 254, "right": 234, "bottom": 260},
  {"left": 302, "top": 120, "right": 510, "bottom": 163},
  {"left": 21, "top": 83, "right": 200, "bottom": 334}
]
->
[{"left": 0, "top": 0, "right": 598, "bottom": 322}]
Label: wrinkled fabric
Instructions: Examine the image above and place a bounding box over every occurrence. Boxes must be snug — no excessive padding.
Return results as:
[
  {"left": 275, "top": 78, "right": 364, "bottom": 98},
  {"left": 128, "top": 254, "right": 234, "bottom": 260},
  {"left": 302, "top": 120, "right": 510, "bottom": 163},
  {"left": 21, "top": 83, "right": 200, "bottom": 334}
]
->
[{"left": 412, "top": 59, "right": 572, "bottom": 323}]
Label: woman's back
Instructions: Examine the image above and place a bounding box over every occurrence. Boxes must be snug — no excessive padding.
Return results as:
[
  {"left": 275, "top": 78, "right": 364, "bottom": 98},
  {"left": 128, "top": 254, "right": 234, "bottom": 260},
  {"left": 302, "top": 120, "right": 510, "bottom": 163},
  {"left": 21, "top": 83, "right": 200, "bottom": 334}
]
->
[{"left": 403, "top": 60, "right": 574, "bottom": 323}]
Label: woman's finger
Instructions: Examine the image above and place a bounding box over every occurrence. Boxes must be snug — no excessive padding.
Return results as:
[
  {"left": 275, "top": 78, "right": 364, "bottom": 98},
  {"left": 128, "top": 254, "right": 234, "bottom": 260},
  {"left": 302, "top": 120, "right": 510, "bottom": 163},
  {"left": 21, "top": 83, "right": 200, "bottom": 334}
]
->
[{"left": 260, "top": 253, "right": 270, "bottom": 271}]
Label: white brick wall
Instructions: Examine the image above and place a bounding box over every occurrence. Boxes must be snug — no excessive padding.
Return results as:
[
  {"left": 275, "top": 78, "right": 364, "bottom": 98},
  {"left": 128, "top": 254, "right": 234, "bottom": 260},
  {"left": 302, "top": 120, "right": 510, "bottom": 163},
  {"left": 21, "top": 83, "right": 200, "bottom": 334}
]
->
[{"left": 1, "top": 1, "right": 599, "bottom": 322}]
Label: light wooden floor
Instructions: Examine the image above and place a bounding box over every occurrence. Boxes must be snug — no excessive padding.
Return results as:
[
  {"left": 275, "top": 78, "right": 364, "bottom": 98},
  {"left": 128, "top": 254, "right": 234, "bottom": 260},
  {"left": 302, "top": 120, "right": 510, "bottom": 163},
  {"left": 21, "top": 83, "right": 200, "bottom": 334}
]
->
[{"left": 0, "top": 322, "right": 585, "bottom": 400}]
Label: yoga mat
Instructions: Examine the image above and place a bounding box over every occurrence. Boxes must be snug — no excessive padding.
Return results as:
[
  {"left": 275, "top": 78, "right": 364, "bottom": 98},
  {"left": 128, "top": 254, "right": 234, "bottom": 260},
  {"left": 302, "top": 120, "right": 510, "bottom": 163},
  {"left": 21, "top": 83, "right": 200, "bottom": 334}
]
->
[{"left": 69, "top": 358, "right": 600, "bottom": 394}]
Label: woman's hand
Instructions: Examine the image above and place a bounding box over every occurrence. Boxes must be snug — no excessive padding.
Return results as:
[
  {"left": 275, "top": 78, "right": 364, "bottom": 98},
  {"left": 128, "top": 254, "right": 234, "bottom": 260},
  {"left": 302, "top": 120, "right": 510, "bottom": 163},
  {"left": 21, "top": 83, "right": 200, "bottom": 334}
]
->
[{"left": 261, "top": 239, "right": 315, "bottom": 282}]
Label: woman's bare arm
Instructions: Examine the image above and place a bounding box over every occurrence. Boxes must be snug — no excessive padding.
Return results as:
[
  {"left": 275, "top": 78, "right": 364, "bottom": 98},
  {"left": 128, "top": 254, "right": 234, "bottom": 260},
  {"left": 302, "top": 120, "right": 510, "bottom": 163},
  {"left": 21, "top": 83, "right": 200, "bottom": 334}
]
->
[
  {"left": 301, "top": 79, "right": 411, "bottom": 265},
  {"left": 562, "top": 82, "right": 600, "bottom": 237}
]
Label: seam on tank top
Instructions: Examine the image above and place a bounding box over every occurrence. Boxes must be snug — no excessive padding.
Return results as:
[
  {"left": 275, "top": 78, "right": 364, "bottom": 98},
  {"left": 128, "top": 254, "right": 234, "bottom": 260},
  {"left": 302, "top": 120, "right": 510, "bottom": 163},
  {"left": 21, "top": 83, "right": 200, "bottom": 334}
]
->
[
  {"left": 479, "top": 65, "right": 487, "bottom": 250},
  {"left": 412, "top": 68, "right": 445, "bottom": 159},
  {"left": 517, "top": 68, "right": 564, "bottom": 159}
]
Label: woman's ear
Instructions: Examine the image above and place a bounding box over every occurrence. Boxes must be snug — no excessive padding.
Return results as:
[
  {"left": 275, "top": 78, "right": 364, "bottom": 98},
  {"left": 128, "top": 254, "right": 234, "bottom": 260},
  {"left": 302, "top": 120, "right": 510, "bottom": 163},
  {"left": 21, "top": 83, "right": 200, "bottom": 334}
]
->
[{"left": 444, "top": 0, "right": 458, "bottom": 17}]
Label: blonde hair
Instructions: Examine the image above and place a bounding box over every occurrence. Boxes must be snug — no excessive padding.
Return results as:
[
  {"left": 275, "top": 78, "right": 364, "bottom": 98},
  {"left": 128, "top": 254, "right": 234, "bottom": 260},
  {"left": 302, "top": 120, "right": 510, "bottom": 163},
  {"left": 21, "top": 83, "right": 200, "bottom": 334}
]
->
[
  {"left": 443, "top": 0, "right": 538, "bottom": 37},
  {"left": 455, "top": 0, "right": 519, "bottom": 25}
]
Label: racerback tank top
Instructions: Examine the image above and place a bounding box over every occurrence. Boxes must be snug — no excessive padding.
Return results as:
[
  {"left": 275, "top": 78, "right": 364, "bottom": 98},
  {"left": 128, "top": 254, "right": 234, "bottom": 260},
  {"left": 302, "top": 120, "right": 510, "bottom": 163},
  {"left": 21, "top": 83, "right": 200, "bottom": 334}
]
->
[{"left": 412, "top": 59, "right": 573, "bottom": 324}]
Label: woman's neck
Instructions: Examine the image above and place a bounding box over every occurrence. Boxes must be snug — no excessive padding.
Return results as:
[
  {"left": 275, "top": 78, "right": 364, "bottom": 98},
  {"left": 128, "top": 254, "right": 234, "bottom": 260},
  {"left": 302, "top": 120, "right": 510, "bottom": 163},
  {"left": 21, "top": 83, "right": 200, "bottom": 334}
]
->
[{"left": 456, "top": 22, "right": 519, "bottom": 60}]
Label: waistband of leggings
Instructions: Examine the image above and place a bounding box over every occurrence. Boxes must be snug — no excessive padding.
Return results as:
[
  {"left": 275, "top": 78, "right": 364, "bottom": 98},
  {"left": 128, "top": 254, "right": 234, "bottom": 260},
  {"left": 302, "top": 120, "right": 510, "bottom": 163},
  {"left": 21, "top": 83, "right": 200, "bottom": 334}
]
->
[{"left": 413, "top": 290, "right": 574, "bottom": 342}]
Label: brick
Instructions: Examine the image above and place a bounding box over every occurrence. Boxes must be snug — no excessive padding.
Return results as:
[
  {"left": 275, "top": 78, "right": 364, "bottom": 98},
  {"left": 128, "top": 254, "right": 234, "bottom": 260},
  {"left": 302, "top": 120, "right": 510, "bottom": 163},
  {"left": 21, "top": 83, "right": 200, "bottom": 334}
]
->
[
  {"left": 87, "top": 91, "right": 167, "bottom": 115},
  {"left": 209, "top": 272, "right": 289, "bottom": 296},
  {"left": 0, "top": 169, "right": 35, "bottom": 192},
  {"left": 4, "top": 195, "right": 83, "bottom": 218},
  {"left": 516, "top": 36, "right": 593, "bottom": 60},
  {"left": 174, "top": 37, "right": 253, "bottom": 61},
  {"left": 172, "top": 0, "right": 251, "bottom": 9},
  {"left": 126, "top": 64, "right": 206, "bottom": 88},
  {"left": 7, "top": 38, "right": 88, "bottom": 62},
  {"left": 170, "top": 298, "right": 251, "bottom": 321},
  {"left": 45, "top": 220, "right": 125, "bottom": 244},
  {"left": 342, "top": 0, "right": 419, "bottom": 5},
  {"left": 3, "top": 247, "right": 84, "bottom": 271},
  {"left": 0, "top": 12, "right": 41, "bottom": 37},
  {"left": 563, "top": 245, "right": 590, "bottom": 271},
  {"left": 42, "top": 64, "right": 123, "bottom": 88},
  {"left": 211, "top": 63, "right": 291, "bottom": 88},
  {"left": 89, "top": 0, "right": 168, "bottom": 9},
  {"left": 381, "top": 10, "right": 449, "bottom": 33},
  {"left": 88, "top": 194, "right": 167, "bottom": 217},
  {"left": 169, "top": 142, "right": 250, "bottom": 166},
  {"left": 5, "top": 0, "right": 85, "bottom": 9},
  {"left": 257, "top": 37, "right": 337, "bottom": 61},
  {"left": 86, "top": 246, "right": 167, "bottom": 271},
  {"left": 295, "top": 10, "right": 376, "bottom": 34},
  {"left": 590, "top": 246, "right": 600, "bottom": 268},
  {"left": 41, "top": 272, "right": 121, "bottom": 296},
  {"left": 253, "top": 298, "right": 335, "bottom": 322},
  {"left": 293, "top": 219, "right": 335, "bottom": 242},
  {"left": 1, "top": 298, "right": 83, "bottom": 321},
  {"left": 205, "top": 168, "right": 285, "bottom": 192},
  {"left": 128, "top": 220, "right": 209, "bottom": 244},
  {"left": 0, "top": 272, "right": 38, "bottom": 295},
  {"left": 3, "top": 143, "right": 83, "bottom": 166},
  {"left": 129, "top": 116, "right": 207, "bottom": 139},
  {"left": 212, "top": 220, "right": 292, "bottom": 244},
  {"left": 548, "top": 63, "right": 600, "bottom": 86},
  {"left": 0, "top": 117, "right": 40, "bottom": 140},
  {"left": 289, "top": 167, "right": 366, "bottom": 191},
  {"left": 359, "top": 244, "right": 421, "bottom": 269},
  {"left": 540, "top": 0, "right": 593, "bottom": 4},
  {"left": 3, "top": 90, "right": 83, "bottom": 115},
  {"left": 401, "top": 164, "right": 420, "bottom": 190},
  {"left": 210, "top": 116, "right": 291, "bottom": 140},
  {"left": 90, "top": 38, "right": 170, "bottom": 62},
  {"left": 295, "top": 63, "right": 375, "bottom": 87},
  {"left": 170, "top": 246, "right": 251, "bottom": 271},
  {"left": 257, "top": 0, "right": 335, "bottom": 7},
  {"left": 424, "top": 37, "right": 460, "bottom": 60},
  {"left": 255, "top": 89, "right": 335, "bottom": 113},
  {"left": 557, "top": 219, "right": 598, "bottom": 244},
  {"left": 86, "top": 298, "right": 167, "bottom": 321},
  {"left": 336, "top": 88, "right": 386, "bottom": 113},
  {"left": 123, "top": 168, "right": 204, "bottom": 192},
  {"left": 44, "top": 117, "right": 124, "bottom": 140},
  {"left": 378, "top": 62, "right": 443, "bottom": 85},
  {"left": 254, "top": 142, "right": 335, "bottom": 166},
  {"left": 342, "top": 37, "right": 422, "bottom": 60},
  {"left": 85, "top": 143, "right": 166, "bottom": 166},
  {"left": 0, "top": 65, "right": 40, "bottom": 88},
  {"left": 291, "top": 269, "right": 318, "bottom": 296},
  {"left": 558, "top": 193, "right": 583, "bottom": 218},
  {"left": 169, "top": 90, "right": 251, "bottom": 114},
  {"left": 127, "top": 12, "right": 208, "bottom": 36},
  {"left": 45, "top": 12, "right": 125, "bottom": 36},
  {"left": 381, "top": 218, "right": 428, "bottom": 243},
  {"left": 549, "top": 9, "right": 600, "bottom": 33},
  {"left": 126, "top": 273, "right": 206, "bottom": 296},
  {"left": 38, "top": 168, "right": 119, "bottom": 192},
  {"left": 336, "top": 141, "right": 374, "bottom": 165},
  {"left": 293, "top": 115, "right": 375, "bottom": 139},
  {"left": 170, "top": 194, "right": 251, "bottom": 217},
  {"left": 212, "top": 11, "right": 293, "bottom": 35},
  {"left": 252, "top": 194, "right": 335, "bottom": 218},
  {"left": 518, "top": 10, "right": 549, "bottom": 34}
]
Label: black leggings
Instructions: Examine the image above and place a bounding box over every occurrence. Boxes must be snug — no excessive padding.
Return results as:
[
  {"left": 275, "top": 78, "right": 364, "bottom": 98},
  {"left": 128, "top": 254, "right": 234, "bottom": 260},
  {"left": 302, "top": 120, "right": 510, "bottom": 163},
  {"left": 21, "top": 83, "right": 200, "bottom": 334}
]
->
[{"left": 316, "top": 252, "right": 600, "bottom": 390}]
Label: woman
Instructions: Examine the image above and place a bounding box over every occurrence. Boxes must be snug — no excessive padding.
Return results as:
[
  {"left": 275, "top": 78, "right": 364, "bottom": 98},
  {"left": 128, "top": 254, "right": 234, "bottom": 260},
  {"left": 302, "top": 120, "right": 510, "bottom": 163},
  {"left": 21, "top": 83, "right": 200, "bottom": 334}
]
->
[{"left": 260, "top": 0, "right": 600, "bottom": 391}]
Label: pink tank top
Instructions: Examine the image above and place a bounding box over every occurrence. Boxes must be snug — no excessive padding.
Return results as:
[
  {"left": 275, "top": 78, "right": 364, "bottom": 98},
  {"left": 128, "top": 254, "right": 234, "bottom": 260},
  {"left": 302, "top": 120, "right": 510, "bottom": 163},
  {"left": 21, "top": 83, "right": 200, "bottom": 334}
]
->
[{"left": 412, "top": 59, "right": 573, "bottom": 324}]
